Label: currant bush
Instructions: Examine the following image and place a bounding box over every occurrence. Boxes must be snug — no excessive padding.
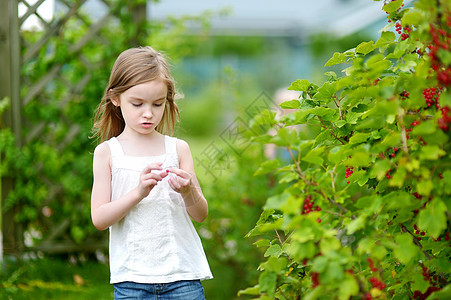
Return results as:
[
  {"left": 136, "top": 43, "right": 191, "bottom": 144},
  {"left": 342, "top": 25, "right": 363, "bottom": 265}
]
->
[{"left": 240, "top": 0, "right": 451, "bottom": 299}]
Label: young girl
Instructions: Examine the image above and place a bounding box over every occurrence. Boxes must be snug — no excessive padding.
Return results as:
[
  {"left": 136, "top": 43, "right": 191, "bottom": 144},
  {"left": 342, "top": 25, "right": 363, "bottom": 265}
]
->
[{"left": 91, "top": 46, "right": 212, "bottom": 299}]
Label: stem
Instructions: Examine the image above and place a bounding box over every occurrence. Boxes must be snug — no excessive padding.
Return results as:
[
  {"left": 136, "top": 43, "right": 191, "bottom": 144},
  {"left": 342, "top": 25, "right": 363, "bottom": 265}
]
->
[
  {"left": 274, "top": 229, "right": 293, "bottom": 263},
  {"left": 287, "top": 147, "right": 306, "bottom": 179},
  {"left": 317, "top": 116, "right": 346, "bottom": 145},
  {"left": 333, "top": 94, "right": 343, "bottom": 120},
  {"left": 331, "top": 165, "right": 337, "bottom": 192},
  {"left": 397, "top": 107, "right": 410, "bottom": 159},
  {"left": 323, "top": 209, "right": 346, "bottom": 218},
  {"left": 316, "top": 189, "right": 356, "bottom": 219},
  {"left": 399, "top": 224, "right": 433, "bottom": 260}
]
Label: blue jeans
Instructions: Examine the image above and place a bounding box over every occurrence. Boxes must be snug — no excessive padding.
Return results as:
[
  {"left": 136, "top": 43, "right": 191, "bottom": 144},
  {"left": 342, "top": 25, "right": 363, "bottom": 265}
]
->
[{"left": 114, "top": 280, "right": 206, "bottom": 300}]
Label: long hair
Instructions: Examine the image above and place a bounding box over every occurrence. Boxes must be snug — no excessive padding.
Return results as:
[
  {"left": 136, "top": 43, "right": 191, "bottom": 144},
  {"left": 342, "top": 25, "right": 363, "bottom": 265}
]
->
[{"left": 92, "top": 46, "right": 180, "bottom": 143}]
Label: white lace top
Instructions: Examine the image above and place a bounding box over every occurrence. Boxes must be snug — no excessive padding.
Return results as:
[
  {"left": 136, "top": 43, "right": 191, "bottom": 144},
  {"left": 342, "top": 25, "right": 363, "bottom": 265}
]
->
[{"left": 105, "top": 136, "right": 212, "bottom": 284}]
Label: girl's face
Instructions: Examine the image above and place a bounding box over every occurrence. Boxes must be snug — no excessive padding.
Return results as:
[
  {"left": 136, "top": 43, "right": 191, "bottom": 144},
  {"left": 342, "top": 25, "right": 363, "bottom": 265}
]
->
[{"left": 112, "top": 79, "right": 167, "bottom": 137}]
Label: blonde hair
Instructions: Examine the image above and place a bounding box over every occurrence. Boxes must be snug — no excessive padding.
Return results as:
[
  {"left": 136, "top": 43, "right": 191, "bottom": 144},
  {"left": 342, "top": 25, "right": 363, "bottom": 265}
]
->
[{"left": 92, "top": 46, "right": 179, "bottom": 143}]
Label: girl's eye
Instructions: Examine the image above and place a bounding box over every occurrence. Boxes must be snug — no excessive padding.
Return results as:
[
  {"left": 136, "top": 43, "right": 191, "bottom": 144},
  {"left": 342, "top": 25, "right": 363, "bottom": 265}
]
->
[
  {"left": 154, "top": 103, "right": 163, "bottom": 107},
  {"left": 132, "top": 103, "right": 142, "bottom": 107}
]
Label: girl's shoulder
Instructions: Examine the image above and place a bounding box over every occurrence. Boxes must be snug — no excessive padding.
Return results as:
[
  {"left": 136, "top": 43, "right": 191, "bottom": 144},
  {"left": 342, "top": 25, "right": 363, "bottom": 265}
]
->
[
  {"left": 174, "top": 137, "right": 190, "bottom": 152},
  {"left": 93, "top": 140, "right": 112, "bottom": 160},
  {"left": 172, "top": 137, "right": 192, "bottom": 161}
]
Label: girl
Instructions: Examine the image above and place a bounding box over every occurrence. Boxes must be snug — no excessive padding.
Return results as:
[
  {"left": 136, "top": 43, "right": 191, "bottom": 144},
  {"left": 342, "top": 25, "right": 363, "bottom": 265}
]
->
[{"left": 91, "top": 46, "right": 212, "bottom": 299}]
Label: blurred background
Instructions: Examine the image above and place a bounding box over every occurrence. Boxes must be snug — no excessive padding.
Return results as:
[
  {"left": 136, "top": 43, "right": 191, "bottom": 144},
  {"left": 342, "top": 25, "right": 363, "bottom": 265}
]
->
[{"left": 0, "top": 0, "right": 391, "bottom": 299}]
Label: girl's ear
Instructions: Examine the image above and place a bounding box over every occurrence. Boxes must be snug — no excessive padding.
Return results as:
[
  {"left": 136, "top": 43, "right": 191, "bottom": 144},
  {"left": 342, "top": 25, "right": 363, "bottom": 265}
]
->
[{"left": 109, "top": 89, "right": 120, "bottom": 106}]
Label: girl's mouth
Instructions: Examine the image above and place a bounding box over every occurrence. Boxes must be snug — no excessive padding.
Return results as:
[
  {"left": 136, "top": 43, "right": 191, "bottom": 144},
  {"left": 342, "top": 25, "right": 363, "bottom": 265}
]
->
[{"left": 141, "top": 122, "right": 153, "bottom": 128}]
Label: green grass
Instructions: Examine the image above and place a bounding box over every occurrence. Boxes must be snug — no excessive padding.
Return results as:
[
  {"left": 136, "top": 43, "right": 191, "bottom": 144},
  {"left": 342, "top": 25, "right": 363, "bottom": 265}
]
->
[
  {"left": 0, "top": 256, "right": 245, "bottom": 300},
  {"left": 0, "top": 257, "right": 112, "bottom": 300}
]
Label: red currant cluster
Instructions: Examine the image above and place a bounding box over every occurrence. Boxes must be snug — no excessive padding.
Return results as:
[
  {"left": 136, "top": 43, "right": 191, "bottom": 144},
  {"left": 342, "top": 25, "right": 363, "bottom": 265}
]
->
[
  {"left": 406, "top": 119, "right": 421, "bottom": 140},
  {"left": 311, "top": 272, "right": 320, "bottom": 288},
  {"left": 369, "top": 277, "right": 386, "bottom": 290},
  {"left": 400, "top": 90, "right": 409, "bottom": 100},
  {"left": 366, "top": 257, "right": 386, "bottom": 291},
  {"left": 413, "top": 224, "right": 426, "bottom": 241},
  {"left": 413, "top": 192, "right": 422, "bottom": 199},
  {"left": 390, "top": 147, "right": 398, "bottom": 158},
  {"left": 428, "top": 23, "right": 451, "bottom": 87},
  {"left": 421, "top": 266, "right": 432, "bottom": 283},
  {"left": 345, "top": 166, "right": 354, "bottom": 184},
  {"left": 395, "top": 22, "right": 411, "bottom": 40},
  {"left": 386, "top": 2, "right": 404, "bottom": 23},
  {"left": 367, "top": 257, "right": 377, "bottom": 273},
  {"left": 422, "top": 87, "right": 441, "bottom": 108},
  {"left": 385, "top": 169, "right": 392, "bottom": 179},
  {"left": 302, "top": 195, "right": 321, "bottom": 217},
  {"left": 438, "top": 106, "right": 450, "bottom": 131},
  {"left": 413, "top": 287, "right": 441, "bottom": 300}
]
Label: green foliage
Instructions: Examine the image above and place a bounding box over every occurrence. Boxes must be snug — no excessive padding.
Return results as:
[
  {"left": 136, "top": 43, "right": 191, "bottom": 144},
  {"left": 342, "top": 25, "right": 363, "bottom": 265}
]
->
[{"left": 241, "top": 0, "right": 451, "bottom": 299}]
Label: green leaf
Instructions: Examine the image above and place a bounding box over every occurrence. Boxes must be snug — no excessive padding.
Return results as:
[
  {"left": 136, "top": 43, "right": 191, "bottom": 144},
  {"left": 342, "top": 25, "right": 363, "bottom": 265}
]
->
[
  {"left": 429, "top": 284, "right": 451, "bottom": 299},
  {"left": 325, "top": 52, "right": 347, "bottom": 67},
  {"left": 264, "top": 244, "right": 283, "bottom": 258},
  {"left": 278, "top": 172, "right": 298, "bottom": 184},
  {"left": 419, "top": 145, "right": 446, "bottom": 160},
  {"left": 238, "top": 285, "right": 260, "bottom": 296},
  {"left": 254, "top": 160, "right": 280, "bottom": 176},
  {"left": 338, "top": 275, "right": 359, "bottom": 300},
  {"left": 346, "top": 112, "right": 363, "bottom": 124},
  {"left": 349, "top": 132, "right": 371, "bottom": 144},
  {"left": 308, "top": 107, "right": 339, "bottom": 121},
  {"left": 411, "top": 273, "right": 430, "bottom": 294},
  {"left": 416, "top": 180, "right": 433, "bottom": 196},
  {"left": 254, "top": 239, "right": 271, "bottom": 248},
  {"left": 362, "top": 100, "right": 399, "bottom": 119},
  {"left": 418, "top": 198, "right": 447, "bottom": 238},
  {"left": 335, "top": 120, "right": 347, "bottom": 128},
  {"left": 402, "top": 10, "right": 422, "bottom": 26},
  {"left": 286, "top": 240, "right": 316, "bottom": 260},
  {"left": 383, "top": 0, "right": 403, "bottom": 13},
  {"left": 437, "top": 49, "right": 451, "bottom": 66},
  {"left": 260, "top": 256, "right": 288, "bottom": 273},
  {"left": 288, "top": 79, "right": 311, "bottom": 92},
  {"left": 355, "top": 41, "right": 376, "bottom": 55},
  {"left": 389, "top": 166, "right": 406, "bottom": 187},
  {"left": 442, "top": 170, "right": 451, "bottom": 195},
  {"left": 346, "top": 214, "right": 367, "bottom": 234},
  {"left": 314, "top": 130, "right": 333, "bottom": 147},
  {"left": 302, "top": 147, "right": 324, "bottom": 165},
  {"left": 345, "top": 148, "right": 372, "bottom": 167},
  {"left": 313, "top": 82, "right": 336, "bottom": 102},
  {"left": 411, "top": 121, "right": 436, "bottom": 136},
  {"left": 258, "top": 271, "right": 277, "bottom": 298},
  {"left": 375, "top": 31, "right": 396, "bottom": 48},
  {"left": 264, "top": 192, "right": 290, "bottom": 210},
  {"left": 385, "top": 190, "right": 413, "bottom": 209},
  {"left": 394, "top": 234, "right": 418, "bottom": 265},
  {"left": 273, "top": 127, "right": 299, "bottom": 147},
  {"left": 279, "top": 99, "right": 301, "bottom": 109}
]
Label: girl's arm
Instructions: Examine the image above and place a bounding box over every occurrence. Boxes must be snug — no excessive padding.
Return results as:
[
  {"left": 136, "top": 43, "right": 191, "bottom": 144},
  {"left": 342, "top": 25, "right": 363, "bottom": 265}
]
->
[
  {"left": 91, "top": 143, "right": 167, "bottom": 230},
  {"left": 167, "top": 139, "right": 208, "bottom": 223}
]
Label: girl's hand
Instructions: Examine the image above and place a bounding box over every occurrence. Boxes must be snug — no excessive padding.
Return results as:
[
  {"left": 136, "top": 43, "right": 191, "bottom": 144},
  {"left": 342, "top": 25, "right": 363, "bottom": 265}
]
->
[
  {"left": 137, "top": 162, "right": 168, "bottom": 199},
  {"left": 167, "top": 168, "right": 192, "bottom": 194}
]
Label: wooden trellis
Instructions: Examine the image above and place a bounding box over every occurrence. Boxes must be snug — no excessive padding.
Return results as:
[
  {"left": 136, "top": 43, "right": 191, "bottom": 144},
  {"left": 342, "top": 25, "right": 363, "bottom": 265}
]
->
[{"left": 1, "top": 0, "right": 147, "bottom": 257}]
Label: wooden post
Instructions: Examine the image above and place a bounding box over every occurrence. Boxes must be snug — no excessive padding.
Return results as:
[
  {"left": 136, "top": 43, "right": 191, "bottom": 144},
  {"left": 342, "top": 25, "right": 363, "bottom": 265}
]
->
[
  {"left": 129, "top": 1, "right": 147, "bottom": 46},
  {"left": 0, "top": 0, "right": 22, "bottom": 260}
]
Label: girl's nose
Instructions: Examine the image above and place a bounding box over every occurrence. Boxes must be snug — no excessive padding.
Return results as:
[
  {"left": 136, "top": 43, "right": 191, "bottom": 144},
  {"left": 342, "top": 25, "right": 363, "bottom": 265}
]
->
[{"left": 143, "top": 108, "right": 152, "bottom": 118}]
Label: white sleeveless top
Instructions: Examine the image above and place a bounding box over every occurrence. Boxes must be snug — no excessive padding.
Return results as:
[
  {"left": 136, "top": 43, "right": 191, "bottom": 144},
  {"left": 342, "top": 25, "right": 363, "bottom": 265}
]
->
[{"left": 105, "top": 136, "right": 212, "bottom": 284}]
